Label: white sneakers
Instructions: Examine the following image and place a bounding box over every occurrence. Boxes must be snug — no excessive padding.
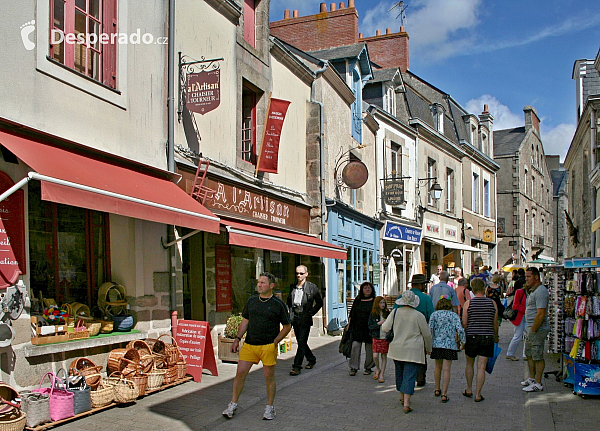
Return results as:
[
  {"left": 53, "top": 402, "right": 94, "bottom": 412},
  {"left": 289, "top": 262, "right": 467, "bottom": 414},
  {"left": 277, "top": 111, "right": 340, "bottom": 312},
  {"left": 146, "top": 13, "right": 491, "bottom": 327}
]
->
[
  {"left": 520, "top": 377, "right": 536, "bottom": 386},
  {"left": 506, "top": 355, "right": 519, "bottom": 361},
  {"left": 523, "top": 382, "right": 544, "bottom": 392},
  {"left": 222, "top": 402, "right": 276, "bottom": 420},
  {"left": 263, "top": 405, "right": 276, "bottom": 420},
  {"left": 222, "top": 401, "right": 238, "bottom": 419}
]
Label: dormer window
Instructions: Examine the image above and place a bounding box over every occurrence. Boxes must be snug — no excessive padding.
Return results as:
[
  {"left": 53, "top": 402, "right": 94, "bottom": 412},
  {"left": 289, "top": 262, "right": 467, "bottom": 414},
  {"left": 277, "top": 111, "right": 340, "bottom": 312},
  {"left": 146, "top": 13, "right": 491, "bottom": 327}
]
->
[
  {"left": 430, "top": 103, "right": 444, "bottom": 133},
  {"left": 384, "top": 86, "right": 396, "bottom": 115}
]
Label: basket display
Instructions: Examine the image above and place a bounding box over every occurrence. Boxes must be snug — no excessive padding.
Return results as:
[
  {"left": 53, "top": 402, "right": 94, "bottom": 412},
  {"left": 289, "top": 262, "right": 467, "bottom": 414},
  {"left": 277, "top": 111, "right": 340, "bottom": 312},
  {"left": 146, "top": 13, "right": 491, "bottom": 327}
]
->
[
  {"left": 98, "top": 282, "right": 128, "bottom": 316},
  {"left": 104, "top": 374, "right": 138, "bottom": 404},
  {"left": 83, "top": 321, "right": 102, "bottom": 337},
  {"left": 67, "top": 320, "right": 90, "bottom": 341},
  {"left": 98, "top": 319, "right": 114, "bottom": 334},
  {"left": 69, "top": 358, "right": 103, "bottom": 390},
  {"left": 162, "top": 366, "right": 178, "bottom": 385},
  {"left": 0, "top": 410, "right": 26, "bottom": 431},
  {"left": 112, "top": 314, "right": 135, "bottom": 331},
  {"left": 146, "top": 368, "right": 166, "bottom": 391},
  {"left": 107, "top": 348, "right": 141, "bottom": 375},
  {"left": 157, "top": 334, "right": 181, "bottom": 367},
  {"left": 19, "top": 391, "right": 49, "bottom": 428},
  {"left": 89, "top": 382, "right": 114, "bottom": 408},
  {"left": 126, "top": 340, "right": 154, "bottom": 373},
  {"left": 176, "top": 357, "right": 187, "bottom": 380},
  {"left": 127, "top": 373, "right": 148, "bottom": 397},
  {"left": 63, "top": 302, "right": 92, "bottom": 320},
  {"left": 145, "top": 338, "right": 167, "bottom": 369}
]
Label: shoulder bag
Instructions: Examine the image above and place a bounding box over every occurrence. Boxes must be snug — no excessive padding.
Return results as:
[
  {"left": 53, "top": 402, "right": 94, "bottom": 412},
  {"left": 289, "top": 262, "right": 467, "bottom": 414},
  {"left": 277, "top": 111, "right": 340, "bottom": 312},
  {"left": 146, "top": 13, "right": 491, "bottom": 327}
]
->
[
  {"left": 339, "top": 329, "right": 352, "bottom": 358},
  {"left": 385, "top": 309, "right": 397, "bottom": 343}
]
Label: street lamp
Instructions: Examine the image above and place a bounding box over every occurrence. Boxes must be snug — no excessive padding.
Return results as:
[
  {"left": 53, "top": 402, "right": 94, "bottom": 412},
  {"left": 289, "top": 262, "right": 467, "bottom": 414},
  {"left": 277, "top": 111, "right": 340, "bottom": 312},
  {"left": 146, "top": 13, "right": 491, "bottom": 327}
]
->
[{"left": 418, "top": 177, "right": 443, "bottom": 200}]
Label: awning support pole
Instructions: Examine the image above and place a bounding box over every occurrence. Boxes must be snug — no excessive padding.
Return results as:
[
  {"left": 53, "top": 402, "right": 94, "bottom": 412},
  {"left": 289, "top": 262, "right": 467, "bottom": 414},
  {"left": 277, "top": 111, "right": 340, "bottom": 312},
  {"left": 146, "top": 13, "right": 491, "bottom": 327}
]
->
[
  {"left": 161, "top": 229, "right": 201, "bottom": 248},
  {"left": 0, "top": 174, "right": 34, "bottom": 203}
]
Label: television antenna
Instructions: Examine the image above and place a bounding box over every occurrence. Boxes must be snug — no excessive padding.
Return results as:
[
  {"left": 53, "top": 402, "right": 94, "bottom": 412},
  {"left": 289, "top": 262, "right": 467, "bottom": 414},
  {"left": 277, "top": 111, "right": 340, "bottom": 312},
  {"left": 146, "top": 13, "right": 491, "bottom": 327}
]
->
[{"left": 389, "top": 1, "right": 408, "bottom": 27}]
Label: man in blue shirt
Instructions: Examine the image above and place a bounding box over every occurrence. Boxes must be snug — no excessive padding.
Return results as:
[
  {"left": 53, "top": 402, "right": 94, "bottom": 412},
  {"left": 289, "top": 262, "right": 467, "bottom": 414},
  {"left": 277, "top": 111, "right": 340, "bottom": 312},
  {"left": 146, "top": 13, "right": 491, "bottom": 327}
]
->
[{"left": 429, "top": 270, "right": 459, "bottom": 314}]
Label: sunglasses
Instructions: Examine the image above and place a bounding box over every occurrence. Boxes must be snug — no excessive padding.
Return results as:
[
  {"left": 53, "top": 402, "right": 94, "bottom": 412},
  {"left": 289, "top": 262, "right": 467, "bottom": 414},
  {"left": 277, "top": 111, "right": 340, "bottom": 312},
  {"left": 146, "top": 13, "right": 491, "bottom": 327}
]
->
[{"left": 296, "top": 272, "right": 306, "bottom": 275}]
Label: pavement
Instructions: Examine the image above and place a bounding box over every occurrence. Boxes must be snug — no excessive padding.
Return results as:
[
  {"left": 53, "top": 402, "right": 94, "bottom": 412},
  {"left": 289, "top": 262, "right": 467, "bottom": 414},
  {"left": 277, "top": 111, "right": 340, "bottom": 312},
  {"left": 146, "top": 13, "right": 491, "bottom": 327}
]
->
[{"left": 53, "top": 322, "right": 598, "bottom": 431}]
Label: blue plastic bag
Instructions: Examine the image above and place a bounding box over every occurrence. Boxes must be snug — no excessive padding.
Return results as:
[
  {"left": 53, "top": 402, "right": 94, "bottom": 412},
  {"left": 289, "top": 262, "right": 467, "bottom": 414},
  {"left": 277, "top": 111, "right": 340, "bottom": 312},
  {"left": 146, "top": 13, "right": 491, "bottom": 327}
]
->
[{"left": 485, "top": 343, "right": 501, "bottom": 374}]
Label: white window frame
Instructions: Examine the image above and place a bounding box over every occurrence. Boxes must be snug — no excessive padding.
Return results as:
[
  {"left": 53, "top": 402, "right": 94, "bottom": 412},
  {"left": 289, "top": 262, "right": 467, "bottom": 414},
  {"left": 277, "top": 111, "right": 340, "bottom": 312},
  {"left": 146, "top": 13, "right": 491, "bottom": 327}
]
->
[
  {"left": 483, "top": 179, "right": 490, "bottom": 217},
  {"left": 472, "top": 172, "right": 479, "bottom": 213}
]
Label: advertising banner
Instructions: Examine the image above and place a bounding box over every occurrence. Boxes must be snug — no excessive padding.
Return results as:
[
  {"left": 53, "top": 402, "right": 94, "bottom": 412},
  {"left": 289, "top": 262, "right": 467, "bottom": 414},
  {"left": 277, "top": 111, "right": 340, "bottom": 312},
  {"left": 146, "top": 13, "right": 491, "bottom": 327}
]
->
[
  {"left": 256, "top": 97, "right": 291, "bottom": 174},
  {"left": 215, "top": 245, "right": 233, "bottom": 312},
  {"left": 0, "top": 172, "right": 25, "bottom": 288}
]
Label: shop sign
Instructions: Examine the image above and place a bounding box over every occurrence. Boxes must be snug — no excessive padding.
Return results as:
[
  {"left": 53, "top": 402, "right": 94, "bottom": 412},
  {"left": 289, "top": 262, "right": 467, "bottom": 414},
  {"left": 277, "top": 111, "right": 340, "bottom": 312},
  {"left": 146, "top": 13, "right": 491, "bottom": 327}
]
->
[
  {"left": 445, "top": 227, "right": 457, "bottom": 238},
  {"left": 256, "top": 97, "right": 291, "bottom": 174},
  {"left": 200, "top": 177, "right": 310, "bottom": 233},
  {"left": 185, "top": 70, "right": 220, "bottom": 115},
  {"left": 215, "top": 245, "right": 232, "bottom": 312},
  {"left": 508, "top": 240, "right": 517, "bottom": 246},
  {"left": 372, "top": 263, "right": 380, "bottom": 284},
  {"left": 383, "top": 221, "right": 422, "bottom": 245},
  {"left": 175, "top": 320, "right": 218, "bottom": 382},
  {"left": 0, "top": 172, "right": 26, "bottom": 289},
  {"left": 425, "top": 222, "right": 440, "bottom": 235},
  {"left": 383, "top": 179, "right": 405, "bottom": 206}
]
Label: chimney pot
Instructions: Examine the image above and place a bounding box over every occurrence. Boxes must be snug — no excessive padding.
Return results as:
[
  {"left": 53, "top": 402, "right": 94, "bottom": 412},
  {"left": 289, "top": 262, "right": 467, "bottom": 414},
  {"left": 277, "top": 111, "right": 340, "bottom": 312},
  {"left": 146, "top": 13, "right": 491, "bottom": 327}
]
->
[
  {"left": 348, "top": 0, "right": 355, "bottom": 7},
  {"left": 284, "top": 9, "right": 290, "bottom": 19},
  {"left": 320, "top": 3, "right": 327, "bottom": 12},
  {"left": 400, "top": 26, "right": 405, "bottom": 32},
  {"left": 386, "top": 28, "right": 391, "bottom": 34},
  {"left": 293, "top": 10, "right": 299, "bottom": 18},
  {"left": 330, "top": 3, "right": 337, "bottom": 11},
  {"left": 483, "top": 104, "right": 489, "bottom": 114},
  {"left": 340, "top": 2, "right": 346, "bottom": 8},
  {"left": 359, "top": 32, "right": 363, "bottom": 39},
  {"left": 376, "top": 29, "right": 381, "bottom": 36}
]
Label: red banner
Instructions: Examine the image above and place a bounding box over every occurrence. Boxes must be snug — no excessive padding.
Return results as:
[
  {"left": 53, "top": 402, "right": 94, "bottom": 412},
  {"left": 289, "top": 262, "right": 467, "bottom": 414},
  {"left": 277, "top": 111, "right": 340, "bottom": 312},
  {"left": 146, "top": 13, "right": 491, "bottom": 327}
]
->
[
  {"left": 185, "top": 69, "right": 221, "bottom": 115},
  {"left": 0, "top": 172, "right": 26, "bottom": 288},
  {"left": 215, "top": 245, "right": 232, "bottom": 312},
  {"left": 256, "top": 98, "right": 291, "bottom": 174},
  {"left": 175, "top": 320, "right": 218, "bottom": 382}
]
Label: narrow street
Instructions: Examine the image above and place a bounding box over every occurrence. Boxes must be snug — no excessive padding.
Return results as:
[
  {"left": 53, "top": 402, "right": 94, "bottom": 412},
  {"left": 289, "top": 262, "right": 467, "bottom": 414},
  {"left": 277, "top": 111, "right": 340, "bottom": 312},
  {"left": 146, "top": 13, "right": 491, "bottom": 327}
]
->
[{"left": 54, "top": 323, "right": 597, "bottom": 431}]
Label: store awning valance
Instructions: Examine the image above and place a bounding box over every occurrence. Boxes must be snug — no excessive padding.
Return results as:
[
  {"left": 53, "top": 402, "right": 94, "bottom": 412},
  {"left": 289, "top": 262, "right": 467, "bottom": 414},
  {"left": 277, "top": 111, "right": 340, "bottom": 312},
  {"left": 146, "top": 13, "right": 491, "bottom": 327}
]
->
[
  {"left": 424, "top": 236, "right": 481, "bottom": 253},
  {"left": 0, "top": 130, "right": 220, "bottom": 233},
  {"left": 223, "top": 219, "right": 347, "bottom": 260}
]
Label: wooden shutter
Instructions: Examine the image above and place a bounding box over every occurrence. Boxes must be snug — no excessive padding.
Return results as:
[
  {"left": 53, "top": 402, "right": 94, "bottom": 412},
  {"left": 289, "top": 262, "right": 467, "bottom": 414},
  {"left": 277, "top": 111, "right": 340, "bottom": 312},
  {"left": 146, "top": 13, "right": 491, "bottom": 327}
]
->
[{"left": 102, "top": 0, "right": 117, "bottom": 88}]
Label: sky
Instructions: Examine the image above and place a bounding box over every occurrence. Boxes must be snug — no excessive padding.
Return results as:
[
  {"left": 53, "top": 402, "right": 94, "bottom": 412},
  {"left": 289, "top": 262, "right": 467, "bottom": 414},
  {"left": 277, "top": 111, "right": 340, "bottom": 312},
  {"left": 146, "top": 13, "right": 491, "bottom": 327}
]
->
[{"left": 270, "top": 0, "right": 600, "bottom": 161}]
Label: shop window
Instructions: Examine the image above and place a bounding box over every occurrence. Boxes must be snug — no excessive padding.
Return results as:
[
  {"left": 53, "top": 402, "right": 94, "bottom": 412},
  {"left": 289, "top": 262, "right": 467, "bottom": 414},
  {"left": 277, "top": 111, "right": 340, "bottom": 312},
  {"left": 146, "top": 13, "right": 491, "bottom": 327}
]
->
[
  {"left": 243, "top": 0, "right": 256, "bottom": 47},
  {"left": 49, "top": 0, "right": 118, "bottom": 89},
  {"left": 241, "top": 85, "right": 258, "bottom": 164},
  {"left": 28, "top": 181, "right": 110, "bottom": 307}
]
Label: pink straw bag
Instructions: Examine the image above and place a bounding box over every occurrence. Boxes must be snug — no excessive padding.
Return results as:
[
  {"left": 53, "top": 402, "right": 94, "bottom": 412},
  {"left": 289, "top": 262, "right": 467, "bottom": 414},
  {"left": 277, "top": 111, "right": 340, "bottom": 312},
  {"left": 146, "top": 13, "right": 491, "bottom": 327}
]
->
[{"left": 33, "top": 372, "right": 75, "bottom": 421}]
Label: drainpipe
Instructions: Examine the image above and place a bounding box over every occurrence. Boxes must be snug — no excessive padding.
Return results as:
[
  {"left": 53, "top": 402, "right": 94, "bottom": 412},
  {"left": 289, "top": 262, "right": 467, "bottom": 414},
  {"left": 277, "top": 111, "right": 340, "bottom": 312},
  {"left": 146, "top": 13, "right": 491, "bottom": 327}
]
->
[{"left": 167, "top": 0, "right": 178, "bottom": 331}]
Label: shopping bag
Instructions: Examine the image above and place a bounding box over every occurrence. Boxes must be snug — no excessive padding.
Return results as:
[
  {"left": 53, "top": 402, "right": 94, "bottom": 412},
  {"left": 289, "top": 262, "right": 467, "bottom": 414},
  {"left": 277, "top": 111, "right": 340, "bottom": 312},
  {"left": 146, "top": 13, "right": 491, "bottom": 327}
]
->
[{"left": 485, "top": 343, "right": 501, "bottom": 374}]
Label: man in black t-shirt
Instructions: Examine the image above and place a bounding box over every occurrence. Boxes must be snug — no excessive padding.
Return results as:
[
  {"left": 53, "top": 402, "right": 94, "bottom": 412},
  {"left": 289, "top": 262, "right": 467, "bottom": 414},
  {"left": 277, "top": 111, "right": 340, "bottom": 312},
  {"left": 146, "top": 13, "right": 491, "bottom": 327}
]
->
[{"left": 222, "top": 273, "right": 291, "bottom": 421}]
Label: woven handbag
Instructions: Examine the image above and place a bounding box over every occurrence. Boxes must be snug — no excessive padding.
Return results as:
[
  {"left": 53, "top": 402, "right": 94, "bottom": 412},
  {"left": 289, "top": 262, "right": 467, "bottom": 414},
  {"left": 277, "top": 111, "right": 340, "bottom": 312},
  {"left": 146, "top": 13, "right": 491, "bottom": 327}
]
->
[
  {"left": 19, "top": 391, "right": 50, "bottom": 428},
  {"left": 104, "top": 374, "right": 138, "bottom": 404},
  {"left": 89, "top": 382, "right": 114, "bottom": 409},
  {"left": 32, "top": 373, "right": 74, "bottom": 422},
  {"left": 62, "top": 369, "right": 91, "bottom": 415},
  {"left": 158, "top": 334, "right": 181, "bottom": 367}
]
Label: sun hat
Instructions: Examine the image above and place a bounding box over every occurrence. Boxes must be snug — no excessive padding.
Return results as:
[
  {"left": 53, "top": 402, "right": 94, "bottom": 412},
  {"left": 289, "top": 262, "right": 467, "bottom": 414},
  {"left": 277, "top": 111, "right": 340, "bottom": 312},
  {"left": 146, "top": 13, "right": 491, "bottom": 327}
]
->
[
  {"left": 395, "top": 290, "right": 420, "bottom": 308},
  {"left": 409, "top": 274, "right": 427, "bottom": 285}
]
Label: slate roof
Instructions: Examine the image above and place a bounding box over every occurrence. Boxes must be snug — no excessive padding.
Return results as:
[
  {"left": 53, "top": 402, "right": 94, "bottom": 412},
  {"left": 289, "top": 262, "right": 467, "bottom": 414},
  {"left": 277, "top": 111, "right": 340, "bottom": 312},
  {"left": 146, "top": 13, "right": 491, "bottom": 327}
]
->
[
  {"left": 371, "top": 68, "right": 399, "bottom": 83},
  {"left": 308, "top": 43, "right": 366, "bottom": 61},
  {"left": 493, "top": 127, "right": 526, "bottom": 156},
  {"left": 550, "top": 169, "right": 568, "bottom": 196},
  {"left": 404, "top": 86, "right": 435, "bottom": 128}
]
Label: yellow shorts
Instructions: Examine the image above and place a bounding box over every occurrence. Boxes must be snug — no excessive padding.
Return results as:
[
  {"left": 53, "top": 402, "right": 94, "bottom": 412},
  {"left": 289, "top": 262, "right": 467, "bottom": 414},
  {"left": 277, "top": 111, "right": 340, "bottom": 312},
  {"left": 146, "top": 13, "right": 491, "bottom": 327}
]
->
[{"left": 239, "top": 342, "right": 278, "bottom": 366}]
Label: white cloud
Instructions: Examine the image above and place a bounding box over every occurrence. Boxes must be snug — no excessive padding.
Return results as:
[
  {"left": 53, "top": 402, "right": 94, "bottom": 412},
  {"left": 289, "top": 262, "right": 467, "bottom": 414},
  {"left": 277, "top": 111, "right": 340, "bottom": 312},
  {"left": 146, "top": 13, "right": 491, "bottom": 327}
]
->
[
  {"left": 465, "top": 95, "right": 522, "bottom": 131},
  {"left": 541, "top": 123, "right": 575, "bottom": 161}
]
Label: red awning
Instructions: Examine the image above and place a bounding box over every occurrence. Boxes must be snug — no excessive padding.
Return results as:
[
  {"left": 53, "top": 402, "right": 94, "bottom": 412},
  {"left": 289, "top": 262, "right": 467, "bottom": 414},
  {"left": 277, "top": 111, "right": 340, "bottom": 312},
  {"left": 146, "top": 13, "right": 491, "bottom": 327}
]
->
[
  {"left": 223, "top": 219, "right": 347, "bottom": 260},
  {"left": 0, "top": 131, "right": 220, "bottom": 233}
]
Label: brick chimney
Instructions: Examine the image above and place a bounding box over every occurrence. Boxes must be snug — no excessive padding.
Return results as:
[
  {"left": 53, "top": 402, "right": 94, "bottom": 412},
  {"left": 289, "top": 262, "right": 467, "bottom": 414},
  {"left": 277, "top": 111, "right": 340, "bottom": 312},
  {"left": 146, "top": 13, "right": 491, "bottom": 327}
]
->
[
  {"left": 478, "top": 104, "right": 494, "bottom": 153},
  {"left": 523, "top": 105, "right": 540, "bottom": 135},
  {"left": 270, "top": 2, "right": 359, "bottom": 51},
  {"left": 358, "top": 26, "right": 409, "bottom": 72}
]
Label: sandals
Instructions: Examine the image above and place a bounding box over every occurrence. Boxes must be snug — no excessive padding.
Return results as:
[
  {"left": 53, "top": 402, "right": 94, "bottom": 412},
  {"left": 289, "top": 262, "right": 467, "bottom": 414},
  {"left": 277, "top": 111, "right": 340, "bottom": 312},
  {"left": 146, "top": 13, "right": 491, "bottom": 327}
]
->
[
  {"left": 373, "top": 371, "right": 380, "bottom": 380},
  {"left": 403, "top": 406, "right": 413, "bottom": 414},
  {"left": 289, "top": 368, "right": 301, "bottom": 376},
  {"left": 434, "top": 389, "right": 441, "bottom": 397},
  {"left": 349, "top": 369, "right": 357, "bottom": 376},
  {"left": 441, "top": 395, "right": 449, "bottom": 403},
  {"left": 474, "top": 395, "right": 485, "bottom": 402},
  {"left": 462, "top": 390, "right": 473, "bottom": 398},
  {"left": 363, "top": 369, "right": 372, "bottom": 375},
  {"left": 378, "top": 378, "right": 385, "bottom": 383},
  {"left": 305, "top": 363, "right": 315, "bottom": 369}
]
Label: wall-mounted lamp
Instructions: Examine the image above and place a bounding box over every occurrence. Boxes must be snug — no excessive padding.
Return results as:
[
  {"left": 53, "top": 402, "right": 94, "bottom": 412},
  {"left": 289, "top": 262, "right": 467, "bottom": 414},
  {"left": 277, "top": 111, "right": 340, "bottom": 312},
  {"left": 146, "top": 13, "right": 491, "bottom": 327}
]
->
[{"left": 418, "top": 177, "right": 443, "bottom": 200}]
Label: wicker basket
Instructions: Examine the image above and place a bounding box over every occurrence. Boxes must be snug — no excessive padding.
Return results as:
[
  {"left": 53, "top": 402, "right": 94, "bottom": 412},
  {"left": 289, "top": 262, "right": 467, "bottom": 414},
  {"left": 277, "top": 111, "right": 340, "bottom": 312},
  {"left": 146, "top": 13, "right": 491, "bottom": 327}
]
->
[
  {"left": 158, "top": 334, "right": 181, "bottom": 367},
  {"left": 128, "top": 373, "right": 148, "bottom": 397},
  {"left": 146, "top": 368, "right": 166, "bottom": 391},
  {"left": 104, "top": 374, "right": 138, "bottom": 404},
  {"left": 69, "top": 358, "right": 103, "bottom": 390},
  {"left": 98, "top": 282, "right": 128, "bottom": 316},
  {"left": 67, "top": 320, "right": 90, "bottom": 340},
  {"left": 146, "top": 338, "right": 167, "bottom": 369},
  {"left": 89, "top": 382, "right": 114, "bottom": 408},
  {"left": 176, "top": 358, "right": 187, "bottom": 380},
  {"left": 99, "top": 319, "right": 114, "bottom": 334},
  {"left": 162, "top": 366, "right": 178, "bottom": 385},
  {"left": 0, "top": 411, "right": 26, "bottom": 431},
  {"left": 126, "top": 340, "right": 154, "bottom": 373},
  {"left": 83, "top": 321, "right": 102, "bottom": 337},
  {"left": 107, "top": 348, "right": 141, "bottom": 375}
]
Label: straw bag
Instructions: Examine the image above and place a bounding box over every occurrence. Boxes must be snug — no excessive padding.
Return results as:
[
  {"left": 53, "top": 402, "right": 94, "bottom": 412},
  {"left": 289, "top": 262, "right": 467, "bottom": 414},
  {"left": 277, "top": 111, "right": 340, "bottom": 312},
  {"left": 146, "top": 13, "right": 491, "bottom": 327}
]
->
[
  {"left": 104, "top": 374, "right": 138, "bottom": 404},
  {"left": 162, "top": 366, "right": 178, "bottom": 385},
  {"left": 98, "top": 282, "right": 127, "bottom": 316},
  {"left": 69, "top": 357, "right": 103, "bottom": 390},
  {"left": 89, "top": 382, "right": 114, "bottom": 408},
  {"left": 146, "top": 366, "right": 166, "bottom": 391},
  {"left": 176, "top": 356, "right": 187, "bottom": 380},
  {"left": 0, "top": 382, "right": 26, "bottom": 431},
  {"left": 19, "top": 391, "right": 49, "bottom": 428},
  {"left": 56, "top": 369, "right": 91, "bottom": 415},
  {"left": 67, "top": 319, "right": 90, "bottom": 341},
  {"left": 83, "top": 320, "right": 102, "bottom": 337},
  {"left": 32, "top": 373, "right": 74, "bottom": 422}
]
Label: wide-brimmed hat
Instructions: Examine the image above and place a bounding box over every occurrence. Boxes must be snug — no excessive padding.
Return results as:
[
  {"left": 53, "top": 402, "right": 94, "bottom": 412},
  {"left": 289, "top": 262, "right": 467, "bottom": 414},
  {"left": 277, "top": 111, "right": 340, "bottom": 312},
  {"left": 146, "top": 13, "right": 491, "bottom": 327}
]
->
[
  {"left": 409, "top": 273, "right": 427, "bottom": 285},
  {"left": 395, "top": 290, "right": 420, "bottom": 308}
]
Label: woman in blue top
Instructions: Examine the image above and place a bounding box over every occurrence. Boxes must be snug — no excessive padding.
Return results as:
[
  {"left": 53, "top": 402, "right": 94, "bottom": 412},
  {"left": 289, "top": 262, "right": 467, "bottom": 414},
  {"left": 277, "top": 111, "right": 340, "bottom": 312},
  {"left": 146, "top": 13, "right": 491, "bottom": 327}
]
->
[{"left": 428, "top": 295, "right": 466, "bottom": 403}]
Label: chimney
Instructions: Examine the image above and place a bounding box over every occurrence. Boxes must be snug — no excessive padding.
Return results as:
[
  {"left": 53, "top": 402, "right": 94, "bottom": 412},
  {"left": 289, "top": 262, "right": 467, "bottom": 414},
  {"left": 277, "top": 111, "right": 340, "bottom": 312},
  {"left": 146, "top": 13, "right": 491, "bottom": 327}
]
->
[
  {"left": 339, "top": 2, "right": 346, "bottom": 8},
  {"left": 284, "top": 9, "right": 290, "bottom": 19},
  {"left": 330, "top": 3, "right": 337, "bottom": 11},
  {"left": 293, "top": 10, "right": 299, "bottom": 18},
  {"left": 320, "top": 3, "right": 327, "bottom": 13},
  {"left": 359, "top": 32, "right": 363, "bottom": 38},
  {"left": 376, "top": 29, "right": 381, "bottom": 36},
  {"left": 523, "top": 105, "right": 540, "bottom": 135},
  {"left": 482, "top": 104, "right": 489, "bottom": 114},
  {"left": 348, "top": 0, "right": 355, "bottom": 7},
  {"left": 479, "top": 105, "right": 494, "bottom": 152},
  {"left": 400, "top": 26, "right": 405, "bottom": 32},
  {"left": 386, "top": 28, "right": 391, "bottom": 35}
]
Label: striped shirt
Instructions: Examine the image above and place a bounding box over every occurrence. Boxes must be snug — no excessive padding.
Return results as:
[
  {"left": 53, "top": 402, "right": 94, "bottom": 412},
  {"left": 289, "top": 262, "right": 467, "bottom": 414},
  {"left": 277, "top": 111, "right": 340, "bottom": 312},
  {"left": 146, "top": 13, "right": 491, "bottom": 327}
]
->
[{"left": 465, "top": 297, "right": 496, "bottom": 336}]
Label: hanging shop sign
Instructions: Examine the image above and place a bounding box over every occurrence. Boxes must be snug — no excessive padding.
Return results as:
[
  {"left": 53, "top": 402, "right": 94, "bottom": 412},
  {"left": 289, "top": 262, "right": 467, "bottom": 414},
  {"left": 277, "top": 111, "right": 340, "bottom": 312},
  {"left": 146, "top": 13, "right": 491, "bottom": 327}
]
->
[
  {"left": 215, "top": 245, "right": 232, "bottom": 312},
  {"left": 383, "top": 221, "right": 422, "bottom": 246},
  {"left": 0, "top": 172, "right": 26, "bottom": 288},
  {"left": 185, "top": 69, "right": 221, "bottom": 114},
  {"left": 483, "top": 229, "right": 494, "bottom": 242},
  {"left": 372, "top": 263, "right": 380, "bottom": 284},
  {"left": 175, "top": 320, "right": 218, "bottom": 382},
  {"left": 197, "top": 177, "right": 310, "bottom": 233},
  {"left": 256, "top": 96, "right": 291, "bottom": 174},
  {"left": 383, "top": 179, "right": 405, "bottom": 206}
]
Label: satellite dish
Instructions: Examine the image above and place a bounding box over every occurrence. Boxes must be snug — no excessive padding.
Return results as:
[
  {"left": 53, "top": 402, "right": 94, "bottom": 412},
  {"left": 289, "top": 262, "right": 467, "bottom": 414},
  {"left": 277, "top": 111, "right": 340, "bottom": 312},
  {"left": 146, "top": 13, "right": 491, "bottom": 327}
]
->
[{"left": 341, "top": 160, "right": 368, "bottom": 189}]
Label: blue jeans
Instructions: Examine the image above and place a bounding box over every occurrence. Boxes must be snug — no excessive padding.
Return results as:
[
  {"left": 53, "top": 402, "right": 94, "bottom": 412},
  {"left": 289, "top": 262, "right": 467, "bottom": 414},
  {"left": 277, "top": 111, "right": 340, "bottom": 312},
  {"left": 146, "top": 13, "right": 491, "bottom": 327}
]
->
[
  {"left": 506, "top": 318, "right": 526, "bottom": 358},
  {"left": 394, "top": 360, "right": 419, "bottom": 395}
]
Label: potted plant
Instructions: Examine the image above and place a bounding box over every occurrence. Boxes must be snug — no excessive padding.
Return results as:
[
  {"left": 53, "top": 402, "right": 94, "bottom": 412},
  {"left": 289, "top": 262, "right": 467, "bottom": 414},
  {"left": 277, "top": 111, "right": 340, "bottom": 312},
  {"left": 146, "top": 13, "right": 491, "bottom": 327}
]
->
[{"left": 218, "top": 314, "right": 244, "bottom": 362}]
